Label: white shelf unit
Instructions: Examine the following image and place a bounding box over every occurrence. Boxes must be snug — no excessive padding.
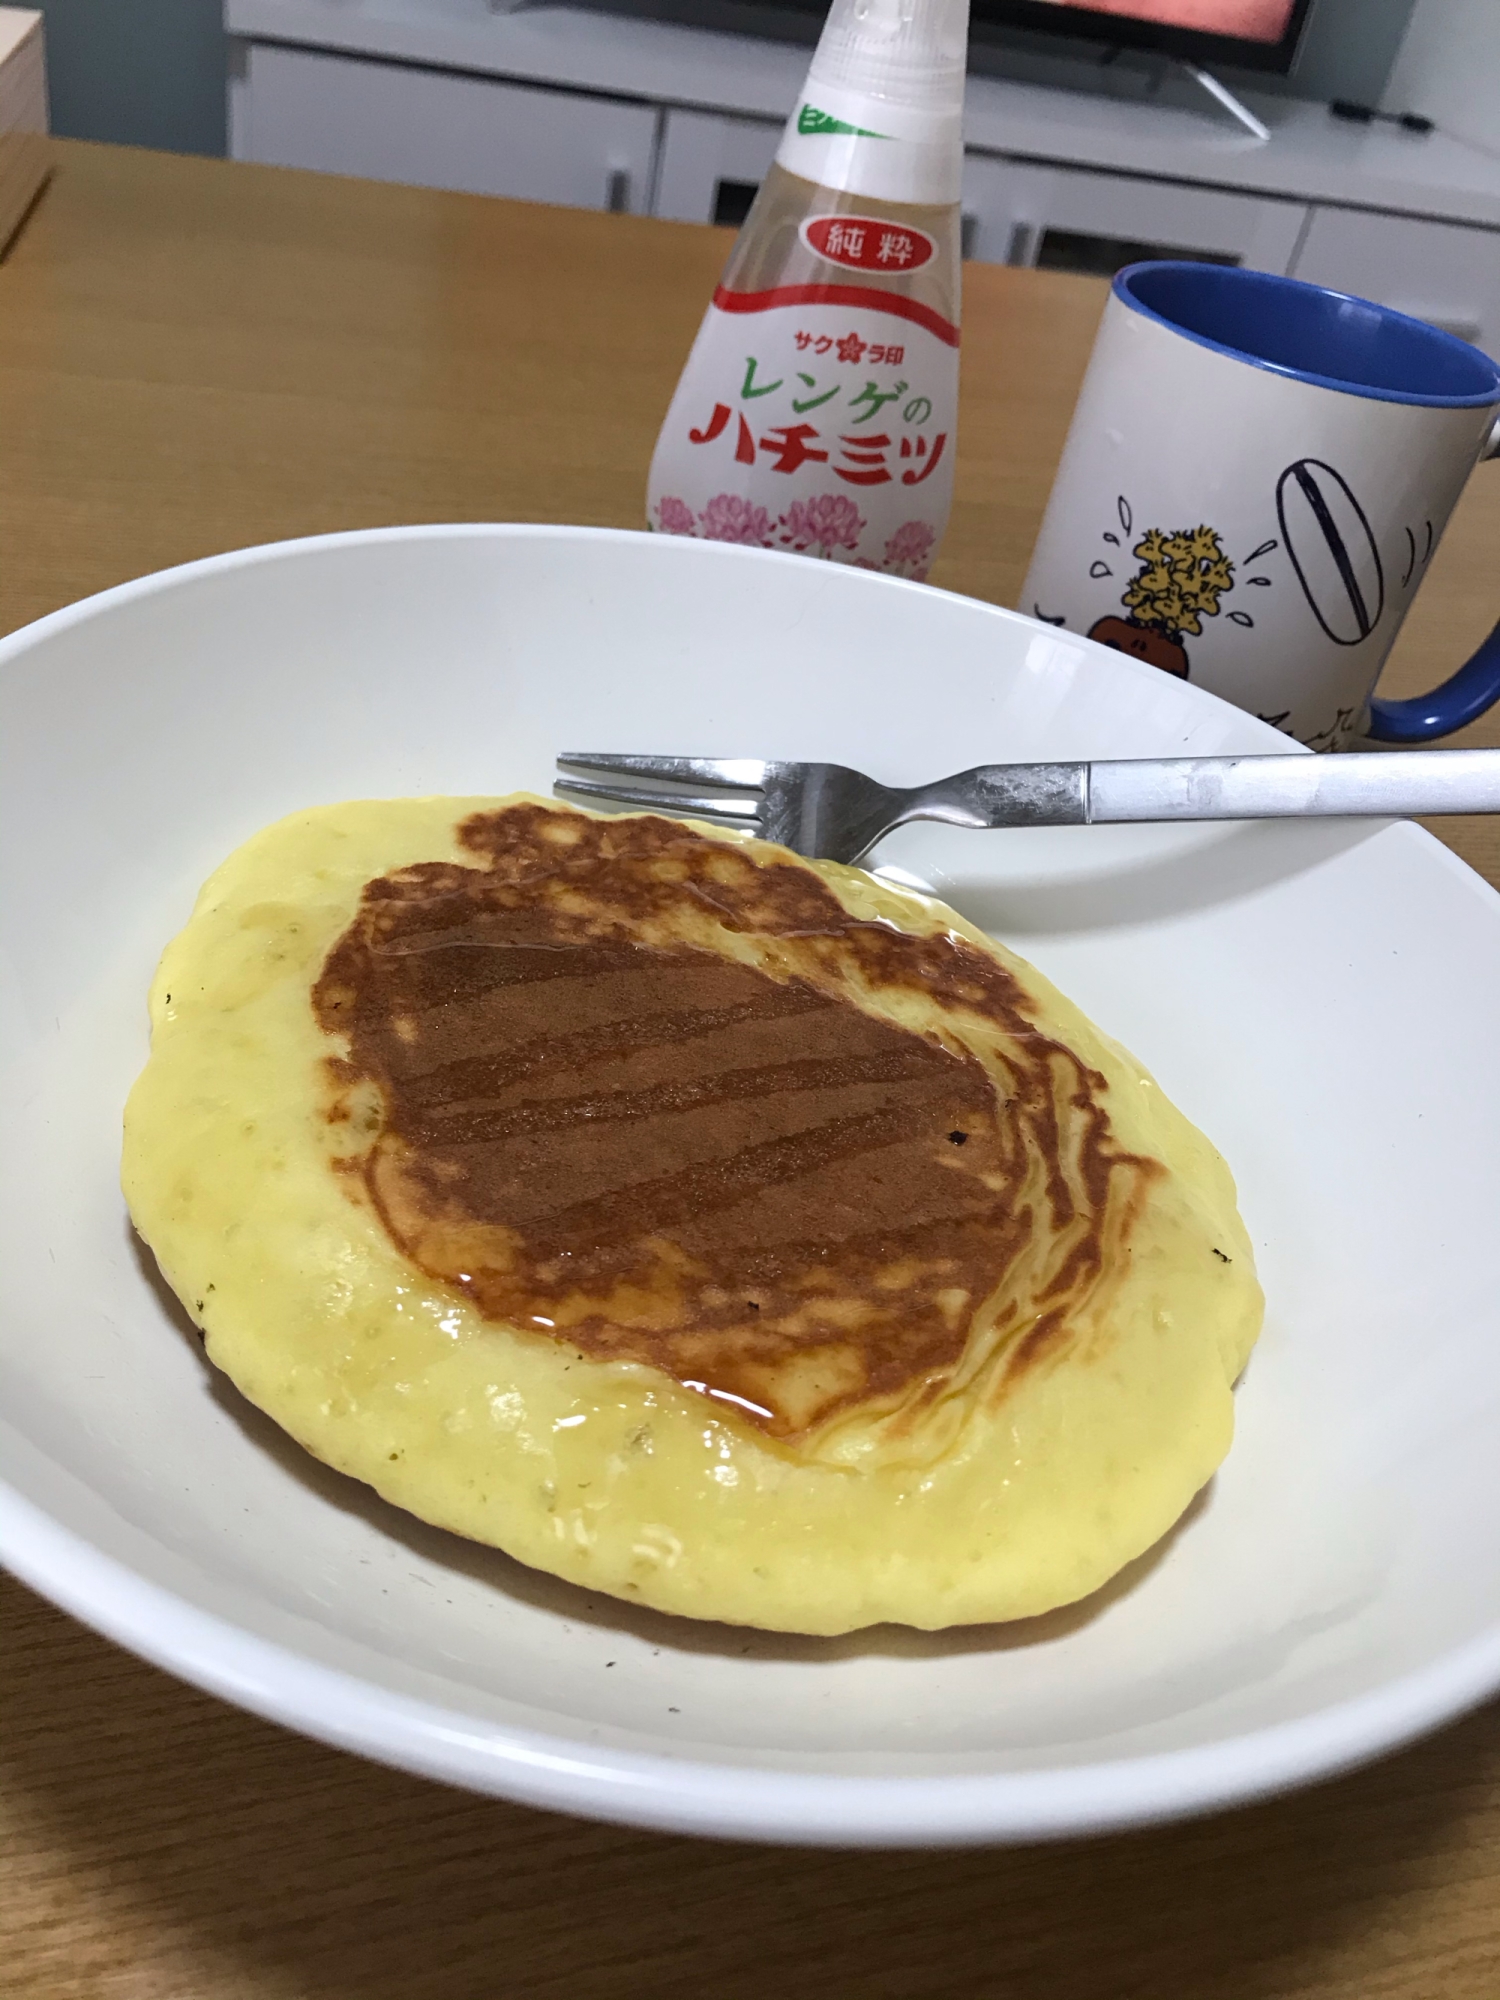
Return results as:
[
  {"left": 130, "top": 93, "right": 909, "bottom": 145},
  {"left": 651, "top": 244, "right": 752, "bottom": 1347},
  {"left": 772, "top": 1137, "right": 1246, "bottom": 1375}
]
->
[
  {"left": 232, "top": 40, "right": 660, "bottom": 213},
  {"left": 962, "top": 153, "right": 1312, "bottom": 272},
  {"left": 1291, "top": 206, "right": 1498, "bottom": 345},
  {"left": 226, "top": 0, "right": 1500, "bottom": 354}
]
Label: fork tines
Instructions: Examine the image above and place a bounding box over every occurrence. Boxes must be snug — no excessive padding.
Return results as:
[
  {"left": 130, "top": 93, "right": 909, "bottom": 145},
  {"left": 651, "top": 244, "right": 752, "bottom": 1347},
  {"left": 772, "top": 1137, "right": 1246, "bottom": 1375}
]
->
[{"left": 555, "top": 753, "right": 766, "bottom": 825}]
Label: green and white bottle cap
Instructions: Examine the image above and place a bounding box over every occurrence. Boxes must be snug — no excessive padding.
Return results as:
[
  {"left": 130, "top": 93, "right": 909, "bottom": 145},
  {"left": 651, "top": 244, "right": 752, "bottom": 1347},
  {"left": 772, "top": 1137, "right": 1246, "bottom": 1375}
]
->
[{"left": 777, "top": 0, "right": 970, "bottom": 206}]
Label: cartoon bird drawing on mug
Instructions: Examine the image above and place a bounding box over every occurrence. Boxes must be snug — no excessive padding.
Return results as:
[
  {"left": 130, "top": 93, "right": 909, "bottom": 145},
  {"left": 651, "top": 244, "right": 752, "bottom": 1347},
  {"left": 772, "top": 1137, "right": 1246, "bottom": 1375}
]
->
[{"left": 1089, "top": 523, "right": 1237, "bottom": 679}]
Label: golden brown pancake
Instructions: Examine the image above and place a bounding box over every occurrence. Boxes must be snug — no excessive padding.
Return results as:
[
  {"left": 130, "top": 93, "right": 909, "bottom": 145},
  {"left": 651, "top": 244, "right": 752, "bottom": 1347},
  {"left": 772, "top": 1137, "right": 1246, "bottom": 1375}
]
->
[{"left": 122, "top": 797, "right": 1262, "bottom": 1633}]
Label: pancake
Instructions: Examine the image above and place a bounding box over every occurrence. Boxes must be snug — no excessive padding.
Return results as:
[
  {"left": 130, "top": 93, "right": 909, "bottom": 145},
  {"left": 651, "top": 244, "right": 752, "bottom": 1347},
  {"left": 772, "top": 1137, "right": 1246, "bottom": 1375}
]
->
[{"left": 122, "top": 796, "right": 1262, "bottom": 1634}]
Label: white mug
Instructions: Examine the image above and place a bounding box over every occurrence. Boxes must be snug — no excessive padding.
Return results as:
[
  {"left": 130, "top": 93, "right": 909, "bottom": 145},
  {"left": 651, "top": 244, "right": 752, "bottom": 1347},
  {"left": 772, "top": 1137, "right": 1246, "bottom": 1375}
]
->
[{"left": 1020, "top": 263, "right": 1500, "bottom": 750}]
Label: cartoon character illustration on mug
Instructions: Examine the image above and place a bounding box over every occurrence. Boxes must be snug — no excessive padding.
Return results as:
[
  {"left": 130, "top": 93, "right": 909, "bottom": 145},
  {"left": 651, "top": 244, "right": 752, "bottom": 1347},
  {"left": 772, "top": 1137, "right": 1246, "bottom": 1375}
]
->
[
  {"left": 1029, "top": 468, "right": 1429, "bottom": 749},
  {"left": 1080, "top": 498, "right": 1251, "bottom": 680}
]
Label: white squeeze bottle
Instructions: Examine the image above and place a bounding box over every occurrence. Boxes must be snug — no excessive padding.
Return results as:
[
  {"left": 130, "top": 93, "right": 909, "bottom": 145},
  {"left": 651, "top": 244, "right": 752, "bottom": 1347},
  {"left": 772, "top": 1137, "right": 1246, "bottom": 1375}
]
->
[{"left": 647, "top": 0, "right": 969, "bottom": 580}]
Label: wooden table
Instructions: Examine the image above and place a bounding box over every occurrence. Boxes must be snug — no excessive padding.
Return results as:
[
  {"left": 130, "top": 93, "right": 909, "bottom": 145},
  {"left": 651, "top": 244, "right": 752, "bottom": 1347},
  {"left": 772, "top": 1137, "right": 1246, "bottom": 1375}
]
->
[{"left": 3, "top": 140, "right": 1499, "bottom": 2000}]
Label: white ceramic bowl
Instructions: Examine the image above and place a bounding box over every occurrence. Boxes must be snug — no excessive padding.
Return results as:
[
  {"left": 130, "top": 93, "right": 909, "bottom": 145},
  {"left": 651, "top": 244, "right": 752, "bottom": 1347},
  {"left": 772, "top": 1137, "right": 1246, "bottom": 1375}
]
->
[{"left": 4, "top": 525, "right": 1499, "bottom": 1847}]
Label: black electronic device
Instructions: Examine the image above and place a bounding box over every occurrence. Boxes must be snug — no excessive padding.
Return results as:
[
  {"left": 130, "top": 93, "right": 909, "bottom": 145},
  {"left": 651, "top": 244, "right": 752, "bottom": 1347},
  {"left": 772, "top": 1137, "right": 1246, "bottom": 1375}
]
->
[{"left": 1330, "top": 99, "right": 1434, "bottom": 132}]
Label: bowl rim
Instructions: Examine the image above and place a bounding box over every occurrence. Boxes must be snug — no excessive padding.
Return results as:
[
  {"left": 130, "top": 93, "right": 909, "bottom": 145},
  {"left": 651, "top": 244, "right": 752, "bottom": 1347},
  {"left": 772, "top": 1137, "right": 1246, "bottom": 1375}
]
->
[
  {"left": 5, "top": 521, "right": 1499, "bottom": 1847},
  {"left": 0, "top": 518, "right": 1305, "bottom": 753},
  {"left": 8, "top": 1479, "right": 1500, "bottom": 1847}
]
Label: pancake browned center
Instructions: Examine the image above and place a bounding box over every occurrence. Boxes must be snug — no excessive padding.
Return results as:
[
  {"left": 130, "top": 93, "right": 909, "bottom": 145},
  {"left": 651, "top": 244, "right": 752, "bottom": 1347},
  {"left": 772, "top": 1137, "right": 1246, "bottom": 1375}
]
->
[{"left": 313, "top": 805, "right": 1151, "bottom": 1438}]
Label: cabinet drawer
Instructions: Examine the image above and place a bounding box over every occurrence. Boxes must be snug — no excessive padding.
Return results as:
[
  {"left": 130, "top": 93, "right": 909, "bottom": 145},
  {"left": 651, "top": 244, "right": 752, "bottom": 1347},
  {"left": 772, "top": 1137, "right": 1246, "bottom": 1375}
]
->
[
  {"left": 654, "top": 108, "right": 781, "bottom": 227},
  {"left": 1290, "top": 205, "right": 1500, "bottom": 355},
  {"left": 962, "top": 155, "right": 1307, "bottom": 276},
  {"left": 232, "top": 42, "right": 658, "bottom": 215}
]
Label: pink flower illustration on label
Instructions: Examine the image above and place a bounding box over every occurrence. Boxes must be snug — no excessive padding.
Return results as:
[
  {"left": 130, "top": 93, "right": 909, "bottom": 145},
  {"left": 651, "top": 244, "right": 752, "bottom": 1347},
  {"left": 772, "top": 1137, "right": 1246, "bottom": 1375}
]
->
[
  {"left": 884, "top": 519, "right": 937, "bottom": 577},
  {"left": 655, "top": 496, "right": 696, "bottom": 537},
  {"left": 700, "top": 493, "right": 773, "bottom": 545},
  {"left": 780, "top": 493, "right": 865, "bottom": 554}
]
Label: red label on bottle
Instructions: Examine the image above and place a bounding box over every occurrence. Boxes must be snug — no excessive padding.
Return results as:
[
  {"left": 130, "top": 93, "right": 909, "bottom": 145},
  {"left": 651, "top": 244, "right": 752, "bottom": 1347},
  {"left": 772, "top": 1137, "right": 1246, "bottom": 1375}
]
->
[{"left": 800, "top": 216, "right": 936, "bottom": 274}]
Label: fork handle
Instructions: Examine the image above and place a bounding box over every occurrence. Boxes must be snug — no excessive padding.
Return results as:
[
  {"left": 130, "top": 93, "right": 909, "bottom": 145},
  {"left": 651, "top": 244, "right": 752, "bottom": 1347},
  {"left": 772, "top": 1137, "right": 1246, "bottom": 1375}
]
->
[
  {"left": 922, "top": 749, "right": 1500, "bottom": 832},
  {"left": 1086, "top": 748, "right": 1500, "bottom": 823}
]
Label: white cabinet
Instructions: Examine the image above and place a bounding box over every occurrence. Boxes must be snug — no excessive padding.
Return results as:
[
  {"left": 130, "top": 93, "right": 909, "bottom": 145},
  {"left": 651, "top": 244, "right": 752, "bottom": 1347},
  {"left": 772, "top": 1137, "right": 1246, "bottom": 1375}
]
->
[
  {"left": 231, "top": 42, "right": 659, "bottom": 214},
  {"left": 225, "top": 9, "right": 1500, "bottom": 341},
  {"left": 1289, "top": 205, "right": 1500, "bottom": 352},
  {"left": 961, "top": 155, "right": 1308, "bottom": 275},
  {"left": 647, "top": 108, "right": 1314, "bottom": 279},
  {"left": 655, "top": 108, "right": 779, "bottom": 226}
]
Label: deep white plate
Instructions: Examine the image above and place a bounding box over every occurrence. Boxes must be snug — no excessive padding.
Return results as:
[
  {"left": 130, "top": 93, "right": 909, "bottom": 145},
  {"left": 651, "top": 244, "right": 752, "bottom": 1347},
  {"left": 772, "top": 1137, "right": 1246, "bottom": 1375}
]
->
[{"left": 4, "top": 525, "right": 1499, "bottom": 1847}]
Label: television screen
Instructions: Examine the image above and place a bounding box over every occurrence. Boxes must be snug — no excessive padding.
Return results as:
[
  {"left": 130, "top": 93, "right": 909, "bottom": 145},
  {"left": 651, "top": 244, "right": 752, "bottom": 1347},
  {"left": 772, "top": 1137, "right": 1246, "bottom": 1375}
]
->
[
  {"left": 1025, "top": 0, "right": 1296, "bottom": 39},
  {"left": 986, "top": 0, "right": 1313, "bottom": 71}
]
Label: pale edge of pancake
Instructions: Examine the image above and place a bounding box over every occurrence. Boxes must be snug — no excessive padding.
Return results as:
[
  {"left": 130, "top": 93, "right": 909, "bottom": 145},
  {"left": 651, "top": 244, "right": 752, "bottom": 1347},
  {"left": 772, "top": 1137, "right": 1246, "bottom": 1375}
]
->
[{"left": 121, "top": 795, "right": 1263, "bottom": 1635}]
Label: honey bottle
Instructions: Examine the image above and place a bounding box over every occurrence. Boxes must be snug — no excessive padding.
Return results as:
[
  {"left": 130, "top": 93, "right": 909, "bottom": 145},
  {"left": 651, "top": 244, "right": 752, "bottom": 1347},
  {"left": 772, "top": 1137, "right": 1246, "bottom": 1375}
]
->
[{"left": 647, "top": 0, "right": 969, "bottom": 580}]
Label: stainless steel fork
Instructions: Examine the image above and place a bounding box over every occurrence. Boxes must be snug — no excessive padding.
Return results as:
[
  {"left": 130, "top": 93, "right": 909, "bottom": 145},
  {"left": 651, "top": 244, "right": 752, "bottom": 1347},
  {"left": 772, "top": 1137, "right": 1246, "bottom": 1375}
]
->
[{"left": 555, "top": 749, "right": 1500, "bottom": 866}]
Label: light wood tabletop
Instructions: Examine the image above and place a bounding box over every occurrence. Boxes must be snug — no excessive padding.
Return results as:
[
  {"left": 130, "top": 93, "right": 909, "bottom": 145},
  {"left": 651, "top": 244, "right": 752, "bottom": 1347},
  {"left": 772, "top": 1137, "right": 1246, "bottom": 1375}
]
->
[{"left": 3, "top": 139, "right": 1499, "bottom": 2000}]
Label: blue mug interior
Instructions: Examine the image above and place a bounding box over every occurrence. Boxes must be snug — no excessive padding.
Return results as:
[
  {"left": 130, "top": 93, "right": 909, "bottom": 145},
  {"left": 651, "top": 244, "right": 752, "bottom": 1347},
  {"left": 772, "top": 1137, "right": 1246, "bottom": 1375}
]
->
[{"left": 1116, "top": 262, "right": 1500, "bottom": 408}]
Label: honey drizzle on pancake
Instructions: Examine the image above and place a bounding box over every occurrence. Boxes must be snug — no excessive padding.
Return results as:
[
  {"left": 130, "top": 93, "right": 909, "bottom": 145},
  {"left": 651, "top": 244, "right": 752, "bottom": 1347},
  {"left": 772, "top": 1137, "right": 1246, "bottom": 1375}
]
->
[{"left": 313, "top": 806, "right": 1155, "bottom": 1438}]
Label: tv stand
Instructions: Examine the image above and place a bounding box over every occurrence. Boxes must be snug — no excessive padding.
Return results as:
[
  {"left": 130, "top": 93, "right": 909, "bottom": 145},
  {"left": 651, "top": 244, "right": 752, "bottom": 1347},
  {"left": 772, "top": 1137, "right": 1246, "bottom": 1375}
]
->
[
  {"left": 1176, "top": 59, "right": 1271, "bottom": 143},
  {"left": 224, "top": 0, "right": 1500, "bottom": 356}
]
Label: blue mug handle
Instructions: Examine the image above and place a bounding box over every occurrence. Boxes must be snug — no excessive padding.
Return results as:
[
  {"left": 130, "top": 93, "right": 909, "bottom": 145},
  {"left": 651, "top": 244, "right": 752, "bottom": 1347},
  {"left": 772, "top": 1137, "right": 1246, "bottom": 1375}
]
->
[
  {"left": 1367, "top": 428, "right": 1500, "bottom": 743},
  {"left": 1367, "top": 618, "right": 1500, "bottom": 742}
]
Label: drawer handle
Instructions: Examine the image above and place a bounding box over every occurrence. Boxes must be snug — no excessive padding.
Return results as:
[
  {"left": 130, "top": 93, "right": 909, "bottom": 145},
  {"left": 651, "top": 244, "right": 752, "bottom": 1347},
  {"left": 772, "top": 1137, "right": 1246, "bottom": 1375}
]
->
[{"left": 1006, "top": 221, "right": 1041, "bottom": 267}]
